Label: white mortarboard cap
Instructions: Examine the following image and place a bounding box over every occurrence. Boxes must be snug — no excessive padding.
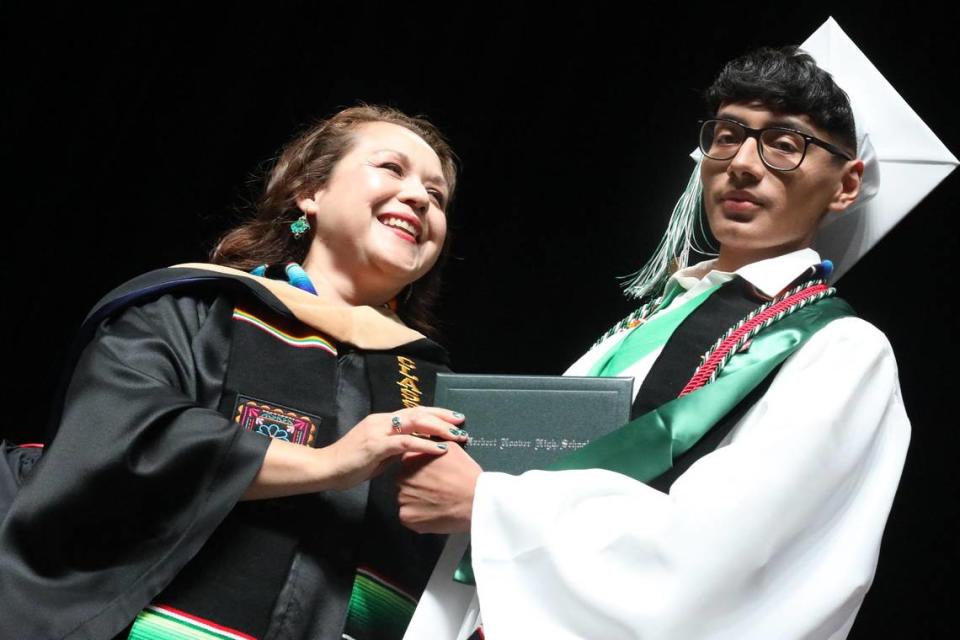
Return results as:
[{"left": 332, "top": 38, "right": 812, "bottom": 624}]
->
[{"left": 803, "top": 17, "right": 957, "bottom": 280}]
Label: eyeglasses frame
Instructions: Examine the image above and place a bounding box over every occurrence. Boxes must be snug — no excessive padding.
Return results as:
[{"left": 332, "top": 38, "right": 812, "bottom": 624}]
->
[{"left": 698, "top": 118, "right": 855, "bottom": 172}]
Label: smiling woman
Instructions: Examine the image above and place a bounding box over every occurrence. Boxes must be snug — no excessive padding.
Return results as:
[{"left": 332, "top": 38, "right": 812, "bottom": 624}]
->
[
  {"left": 213, "top": 105, "right": 458, "bottom": 337},
  {"left": 295, "top": 121, "right": 450, "bottom": 311},
  {"left": 0, "top": 105, "right": 466, "bottom": 640}
]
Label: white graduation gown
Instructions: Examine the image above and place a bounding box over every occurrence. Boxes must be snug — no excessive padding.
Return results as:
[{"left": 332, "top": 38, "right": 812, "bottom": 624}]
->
[{"left": 405, "top": 249, "right": 910, "bottom": 640}]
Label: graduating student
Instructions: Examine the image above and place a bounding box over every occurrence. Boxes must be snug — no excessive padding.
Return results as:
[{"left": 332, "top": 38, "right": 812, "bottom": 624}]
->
[{"left": 398, "top": 20, "right": 957, "bottom": 640}]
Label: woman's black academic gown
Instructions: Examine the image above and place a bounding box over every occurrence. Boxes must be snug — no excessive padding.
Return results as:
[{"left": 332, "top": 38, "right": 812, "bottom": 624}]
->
[{"left": 0, "top": 265, "right": 448, "bottom": 640}]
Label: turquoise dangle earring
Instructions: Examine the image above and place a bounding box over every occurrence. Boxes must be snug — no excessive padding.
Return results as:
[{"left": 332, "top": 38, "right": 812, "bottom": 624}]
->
[{"left": 290, "top": 213, "right": 311, "bottom": 239}]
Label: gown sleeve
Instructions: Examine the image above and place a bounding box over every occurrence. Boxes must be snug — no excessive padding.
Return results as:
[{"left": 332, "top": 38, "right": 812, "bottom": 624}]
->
[
  {"left": 469, "top": 316, "right": 910, "bottom": 640},
  {"left": 0, "top": 293, "right": 270, "bottom": 640}
]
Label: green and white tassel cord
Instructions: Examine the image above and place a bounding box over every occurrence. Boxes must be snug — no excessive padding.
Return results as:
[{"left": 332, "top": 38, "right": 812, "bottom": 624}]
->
[{"left": 621, "top": 157, "right": 717, "bottom": 301}]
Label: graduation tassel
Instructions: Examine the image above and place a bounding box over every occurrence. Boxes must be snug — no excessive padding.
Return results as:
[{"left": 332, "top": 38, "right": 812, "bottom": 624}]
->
[{"left": 621, "top": 156, "right": 715, "bottom": 300}]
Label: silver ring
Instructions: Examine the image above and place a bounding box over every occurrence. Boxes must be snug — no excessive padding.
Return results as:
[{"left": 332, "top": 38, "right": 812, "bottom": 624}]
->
[{"left": 391, "top": 416, "right": 402, "bottom": 433}]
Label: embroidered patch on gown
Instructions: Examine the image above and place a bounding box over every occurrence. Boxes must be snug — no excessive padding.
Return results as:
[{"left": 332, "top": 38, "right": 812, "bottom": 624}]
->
[{"left": 233, "top": 396, "right": 319, "bottom": 446}]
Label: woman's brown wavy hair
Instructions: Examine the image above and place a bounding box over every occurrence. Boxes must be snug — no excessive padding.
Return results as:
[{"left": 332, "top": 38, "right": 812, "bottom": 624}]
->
[{"left": 211, "top": 105, "right": 458, "bottom": 337}]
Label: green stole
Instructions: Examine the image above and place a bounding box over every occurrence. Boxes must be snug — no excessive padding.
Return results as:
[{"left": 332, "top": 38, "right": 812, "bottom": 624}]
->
[
  {"left": 454, "top": 292, "right": 853, "bottom": 584},
  {"left": 587, "top": 284, "right": 721, "bottom": 377},
  {"left": 552, "top": 295, "right": 852, "bottom": 479}
]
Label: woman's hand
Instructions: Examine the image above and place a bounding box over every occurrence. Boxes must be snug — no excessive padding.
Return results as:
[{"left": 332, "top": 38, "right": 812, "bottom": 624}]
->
[
  {"left": 397, "top": 443, "right": 482, "bottom": 533},
  {"left": 242, "top": 407, "right": 466, "bottom": 500},
  {"left": 323, "top": 407, "right": 468, "bottom": 491}
]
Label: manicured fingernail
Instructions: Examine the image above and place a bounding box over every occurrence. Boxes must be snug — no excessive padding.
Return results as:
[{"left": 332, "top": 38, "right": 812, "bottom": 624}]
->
[
  {"left": 437, "top": 443, "right": 448, "bottom": 450},
  {"left": 457, "top": 429, "right": 470, "bottom": 437},
  {"left": 452, "top": 411, "right": 465, "bottom": 419},
  {"left": 450, "top": 427, "right": 462, "bottom": 436}
]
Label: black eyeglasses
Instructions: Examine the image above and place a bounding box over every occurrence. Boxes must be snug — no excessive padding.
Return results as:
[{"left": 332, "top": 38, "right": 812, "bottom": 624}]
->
[{"left": 698, "top": 119, "right": 854, "bottom": 171}]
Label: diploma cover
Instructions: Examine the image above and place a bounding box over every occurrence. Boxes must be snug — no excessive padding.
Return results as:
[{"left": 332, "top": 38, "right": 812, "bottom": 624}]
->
[{"left": 435, "top": 373, "right": 633, "bottom": 475}]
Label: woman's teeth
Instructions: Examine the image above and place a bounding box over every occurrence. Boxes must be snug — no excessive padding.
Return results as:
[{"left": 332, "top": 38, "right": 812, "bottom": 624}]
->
[{"left": 379, "top": 216, "right": 419, "bottom": 240}]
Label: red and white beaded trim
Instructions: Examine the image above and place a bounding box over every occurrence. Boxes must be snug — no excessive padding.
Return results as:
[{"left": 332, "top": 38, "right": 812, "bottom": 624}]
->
[{"left": 678, "top": 279, "right": 835, "bottom": 396}]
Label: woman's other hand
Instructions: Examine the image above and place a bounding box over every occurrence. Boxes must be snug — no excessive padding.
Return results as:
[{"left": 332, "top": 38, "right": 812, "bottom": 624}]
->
[
  {"left": 397, "top": 443, "right": 482, "bottom": 533},
  {"left": 324, "top": 407, "right": 467, "bottom": 490},
  {"left": 242, "top": 407, "right": 466, "bottom": 500}
]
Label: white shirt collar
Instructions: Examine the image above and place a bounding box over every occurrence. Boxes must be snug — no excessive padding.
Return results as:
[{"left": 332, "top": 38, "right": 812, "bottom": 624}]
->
[{"left": 667, "top": 248, "right": 822, "bottom": 298}]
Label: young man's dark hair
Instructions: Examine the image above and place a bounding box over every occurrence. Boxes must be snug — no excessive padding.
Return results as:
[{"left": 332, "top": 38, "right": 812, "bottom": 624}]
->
[{"left": 705, "top": 45, "right": 857, "bottom": 157}]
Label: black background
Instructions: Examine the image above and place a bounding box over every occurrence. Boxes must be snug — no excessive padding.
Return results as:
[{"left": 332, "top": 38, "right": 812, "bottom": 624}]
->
[{"left": 2, "top": 3, "right": 957, "bottom": 636}]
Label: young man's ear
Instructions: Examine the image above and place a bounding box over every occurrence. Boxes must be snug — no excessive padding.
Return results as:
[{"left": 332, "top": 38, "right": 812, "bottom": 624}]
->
[{"left": 827, "top": 159, "right": 865, "bottom": 214}]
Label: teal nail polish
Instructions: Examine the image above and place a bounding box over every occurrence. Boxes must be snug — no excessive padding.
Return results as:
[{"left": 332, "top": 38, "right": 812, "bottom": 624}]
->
[
  {"left": 450, "top": 427, "right": 462, "bottom": 436},
  {"left": 457, "top": 429, "right": 470, "bottom": 437},
  {"left": 437, "top": 443, "right": 448, "bottom": 450},
  {"left": 452, "top": 411, "right": 465, "bottom": 419}
]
